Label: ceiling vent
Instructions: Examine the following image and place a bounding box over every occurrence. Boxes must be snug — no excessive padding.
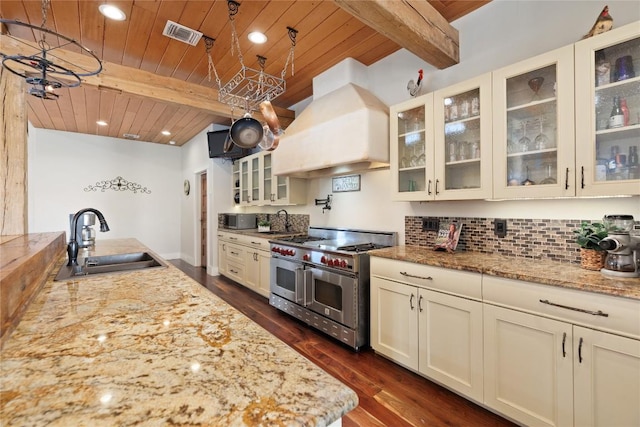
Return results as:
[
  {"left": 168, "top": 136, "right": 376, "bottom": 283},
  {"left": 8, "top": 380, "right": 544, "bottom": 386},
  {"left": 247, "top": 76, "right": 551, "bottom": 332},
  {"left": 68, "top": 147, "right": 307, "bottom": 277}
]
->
[
  {"left": 162, "top": 20, "right": 203, "bottom": 46},
  {"left": 123, "top": 133, "right": 140, "bottom": 140}
]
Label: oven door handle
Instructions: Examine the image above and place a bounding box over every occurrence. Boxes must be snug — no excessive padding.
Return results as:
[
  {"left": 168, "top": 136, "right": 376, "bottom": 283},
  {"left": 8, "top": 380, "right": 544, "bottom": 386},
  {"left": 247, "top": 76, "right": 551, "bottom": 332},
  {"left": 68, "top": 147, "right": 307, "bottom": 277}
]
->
[
  {"left": 294, "top": 267, "right": 308, "bottom": 305},
  {"left": 303, "top": 269, "right": 313, "bottom": 307}
]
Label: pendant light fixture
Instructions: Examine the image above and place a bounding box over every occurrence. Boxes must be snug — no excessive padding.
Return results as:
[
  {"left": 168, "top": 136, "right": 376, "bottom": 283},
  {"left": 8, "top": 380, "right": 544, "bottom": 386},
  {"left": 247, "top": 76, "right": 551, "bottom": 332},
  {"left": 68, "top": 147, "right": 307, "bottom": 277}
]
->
[{"left": 0, "top": 0, "right": 103, "bottom": 100}]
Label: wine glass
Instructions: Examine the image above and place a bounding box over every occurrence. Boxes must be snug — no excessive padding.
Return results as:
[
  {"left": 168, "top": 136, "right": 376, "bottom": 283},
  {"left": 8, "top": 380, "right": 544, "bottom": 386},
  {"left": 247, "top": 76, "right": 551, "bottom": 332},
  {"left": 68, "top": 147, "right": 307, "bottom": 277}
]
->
[
  {"left": 528, "top": 76, "right": 544, "bottom": 102},
  {"left": 534, "top": 116, "right": 549, "bottom": 150},
  {"left": 540, "top": 163, "right": 557, "bottom": 184},
  {"left": 521, "top": 165, "right": 535, "bottom": 185},
  {"left": 518, "top": 121, "right": 531, "bottom": 152}
]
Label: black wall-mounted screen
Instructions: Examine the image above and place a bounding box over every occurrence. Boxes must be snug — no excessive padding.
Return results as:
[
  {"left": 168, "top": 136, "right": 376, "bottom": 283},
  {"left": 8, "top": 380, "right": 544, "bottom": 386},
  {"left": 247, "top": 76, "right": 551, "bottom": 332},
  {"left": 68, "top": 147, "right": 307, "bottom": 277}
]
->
[{"left": 207, "top": 130, "right": 250, "bottom": 160}]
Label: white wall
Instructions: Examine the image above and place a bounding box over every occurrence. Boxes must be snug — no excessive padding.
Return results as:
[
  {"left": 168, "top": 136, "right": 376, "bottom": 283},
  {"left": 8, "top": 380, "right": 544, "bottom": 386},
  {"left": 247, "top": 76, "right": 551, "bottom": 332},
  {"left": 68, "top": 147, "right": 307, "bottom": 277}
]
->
[
  {"left": 180, "top": 126, "right": 237, "bottom": 274},
  {"left": 28, "top": 127, "right": 182, "bottom": 258}
]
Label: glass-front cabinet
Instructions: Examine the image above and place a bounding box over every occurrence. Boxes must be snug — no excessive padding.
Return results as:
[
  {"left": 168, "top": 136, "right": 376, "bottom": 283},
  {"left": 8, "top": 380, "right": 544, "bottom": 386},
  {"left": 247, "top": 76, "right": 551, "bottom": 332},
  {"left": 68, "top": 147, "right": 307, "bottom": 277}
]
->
[
  {"left": 492, "top": 45, "right": 575, "bottom": 199},
  {"left": 236, "top": 151, "right": 307, "bottom": 206},
  {"left": 434, "top": 73, "right": 492, "bottom": 200},
  {"left": 390, "top": 95, "right": 433, "bottom": 201},
  {"left": 232, "top": 162, "right": 240, "bottom": 205},
  {"left": 575, "top": 22, "right": 640, "bottom": 197}
]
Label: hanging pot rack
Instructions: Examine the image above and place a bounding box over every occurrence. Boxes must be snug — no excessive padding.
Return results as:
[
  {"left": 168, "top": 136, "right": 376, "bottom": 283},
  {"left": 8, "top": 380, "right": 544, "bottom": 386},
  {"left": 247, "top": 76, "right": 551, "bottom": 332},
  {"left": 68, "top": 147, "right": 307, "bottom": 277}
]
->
[{"left": 205, "top": 0, "right": 298, "bottom": 113}]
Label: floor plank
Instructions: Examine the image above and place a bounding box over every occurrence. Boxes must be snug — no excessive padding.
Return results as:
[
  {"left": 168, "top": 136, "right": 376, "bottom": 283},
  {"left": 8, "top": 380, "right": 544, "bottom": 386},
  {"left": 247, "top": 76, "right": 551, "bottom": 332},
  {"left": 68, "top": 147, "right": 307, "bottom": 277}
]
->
[{"left": 169, "top": 260, "right": 516, "bottom": 427}]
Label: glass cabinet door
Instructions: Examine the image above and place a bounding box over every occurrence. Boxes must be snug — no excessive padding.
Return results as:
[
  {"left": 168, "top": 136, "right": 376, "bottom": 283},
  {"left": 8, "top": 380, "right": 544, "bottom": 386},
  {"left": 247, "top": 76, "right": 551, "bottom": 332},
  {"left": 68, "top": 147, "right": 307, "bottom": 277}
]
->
[
  {"left": 240, "top": 158, "right": 250, "bottom": 204},
  {"left": 251, "top": 155, "right": 260, "bottom": 204},
  {"left": 263, "top": 153, "right": 273, "bottom": 203},
  {"left": 232, "top": 162, "right": 240, "bottom": 205},
  {"left": 390, "top": 94, "right": 434, "bottom": 201},
  {"left": 493, "top": 45, "right": 575, "bottom": 199},
  {"left": 434, "top": 73, "right": 492, "bottom": 200},
  {"left": 575, "top": 23, "right": 640, "bottom": 197}
]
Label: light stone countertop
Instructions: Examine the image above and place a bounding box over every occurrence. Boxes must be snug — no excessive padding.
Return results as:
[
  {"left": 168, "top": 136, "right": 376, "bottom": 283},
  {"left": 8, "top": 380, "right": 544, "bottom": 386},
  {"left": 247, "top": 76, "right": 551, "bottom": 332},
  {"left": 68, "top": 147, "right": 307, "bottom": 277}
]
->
[
  {"left": 368, "top": 246, "right": 640, "bottom": 301},
  {"left": 0, "top": 239, "right": 357, "bottom": 426}
]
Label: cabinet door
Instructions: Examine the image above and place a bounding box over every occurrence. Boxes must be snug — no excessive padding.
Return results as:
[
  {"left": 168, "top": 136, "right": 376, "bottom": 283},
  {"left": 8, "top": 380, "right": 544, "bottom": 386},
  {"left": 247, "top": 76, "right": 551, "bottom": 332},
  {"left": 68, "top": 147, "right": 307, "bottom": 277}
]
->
[
  {"left": 217, "top": 242, "right": 227, "bottom": 276},
  {"left": 262, "top": 152, "right": 274, "bottom": 203},
  {"left": 390, "top": 94, "right": 434, "bottom": 201},
  {"left": 493, "top": 45, "right": 575, "bottom": 199},
  {"left": 433, "top": 73, "right": 492, "bottom": 200},
  {"left": 232, "top": 162, "right": 240, "bottom": 205},
  {"left": 575, "top": 23, "right": 640, "bottom": 197},
  {"left": 418, "top": 289, "right": 483, "bottom": 402},
  {"left": 239, "top": 157, "right": 250, "bottom": 204},
  {"left": 483, "top": 304, "right": 573, "bottom": 427},
  {"left": 249, "top": 154, "right": 262, "bottom": 205},
  {"left": 257, "top": 249, "right": 271, "bottom": 297},
  {"left": 370, "top": 277, "right": 419, "bottom": 370},
  {"left": 245, "top": 250, "right": 260, "bottom": 292},
  {"left": 573, "top": 326, "right": 640, "bottom": 427}
]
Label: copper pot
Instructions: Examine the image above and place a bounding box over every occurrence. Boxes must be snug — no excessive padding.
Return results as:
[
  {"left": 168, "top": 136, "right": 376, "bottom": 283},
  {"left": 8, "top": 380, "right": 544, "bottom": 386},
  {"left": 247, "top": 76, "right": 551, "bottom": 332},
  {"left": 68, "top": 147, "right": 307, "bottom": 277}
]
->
[{"left": 259, "top": 100, "right": 283, "bottom": 136}]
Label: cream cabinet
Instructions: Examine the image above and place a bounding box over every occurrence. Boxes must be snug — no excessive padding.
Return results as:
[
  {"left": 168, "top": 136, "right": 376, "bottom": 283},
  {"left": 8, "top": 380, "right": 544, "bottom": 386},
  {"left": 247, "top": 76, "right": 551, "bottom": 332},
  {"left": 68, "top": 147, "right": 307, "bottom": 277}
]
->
[
  {"left": 237, "top": 151, "right": 306, "bottom": 206},
  {"left": 217, "top": 231, "right": 272, "bottom": 297},
  {"left": 492, "top": 44, "right": 576, "bottom": 199},
  {"left": 370, "top": 257, "right": 484, "bottom": 402},
  {"left": 390, "top": 94, "right": 433, "bottom": 201},
  {"left": 483, "top": 275, "right": 640, "bottom": 427},
  {"left": 433, "top": 73, "right": 493, "bottom": 200},
  {"left": 575, "top": 22, "right": 640, "bottom": 197}
]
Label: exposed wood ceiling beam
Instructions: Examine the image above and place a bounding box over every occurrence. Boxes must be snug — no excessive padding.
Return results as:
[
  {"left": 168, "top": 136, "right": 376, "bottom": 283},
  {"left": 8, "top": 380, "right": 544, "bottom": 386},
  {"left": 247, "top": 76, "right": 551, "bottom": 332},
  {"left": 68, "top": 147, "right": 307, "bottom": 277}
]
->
[
  {"left": 333, "top": 0, "right": 459, "bottom": 69},
  {"left": 0, "top": 35, "right": 296, "bottom": 127}
]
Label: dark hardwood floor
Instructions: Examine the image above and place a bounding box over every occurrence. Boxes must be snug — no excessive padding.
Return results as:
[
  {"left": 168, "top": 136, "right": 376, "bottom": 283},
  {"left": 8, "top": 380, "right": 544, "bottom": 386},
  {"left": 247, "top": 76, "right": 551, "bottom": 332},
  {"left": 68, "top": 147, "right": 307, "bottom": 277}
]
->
[{"left": 170, "top": 260, "right": 516, "bottom": 427}]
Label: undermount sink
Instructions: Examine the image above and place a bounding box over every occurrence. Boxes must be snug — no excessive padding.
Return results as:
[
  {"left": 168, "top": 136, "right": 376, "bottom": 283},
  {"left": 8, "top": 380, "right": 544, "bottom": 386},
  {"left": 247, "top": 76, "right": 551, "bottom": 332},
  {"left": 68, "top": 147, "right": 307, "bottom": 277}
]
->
[{"left": 54, "top": 252, "right": 166, "bottom": 281}]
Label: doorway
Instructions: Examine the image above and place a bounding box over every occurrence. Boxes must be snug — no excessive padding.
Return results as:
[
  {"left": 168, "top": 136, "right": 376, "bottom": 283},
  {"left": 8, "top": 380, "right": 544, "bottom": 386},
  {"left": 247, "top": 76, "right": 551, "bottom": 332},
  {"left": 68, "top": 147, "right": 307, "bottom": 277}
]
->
[{"left": 200, "top": 172, "right": 207, "bottom": 268}]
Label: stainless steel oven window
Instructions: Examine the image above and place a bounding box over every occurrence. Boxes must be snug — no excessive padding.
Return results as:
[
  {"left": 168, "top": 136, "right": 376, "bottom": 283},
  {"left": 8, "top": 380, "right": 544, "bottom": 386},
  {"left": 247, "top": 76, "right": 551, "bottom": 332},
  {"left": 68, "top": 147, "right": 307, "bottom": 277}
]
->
[
  {"left": 275, "top": 266, "right": 296, "bottom": 293},
  {"left": 314, "top": 278, "right": 343, "bottom": 311}
]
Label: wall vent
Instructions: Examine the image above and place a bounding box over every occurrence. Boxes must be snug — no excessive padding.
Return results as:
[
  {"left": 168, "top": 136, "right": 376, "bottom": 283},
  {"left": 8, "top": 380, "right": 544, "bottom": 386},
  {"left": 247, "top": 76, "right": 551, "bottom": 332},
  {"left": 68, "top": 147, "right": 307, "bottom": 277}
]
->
[
  {"left": 123, "top": 133, "right": 140, "bottom": 140},
  {"left": 162, "top": 20, "right": 203, "bottom": 46}
]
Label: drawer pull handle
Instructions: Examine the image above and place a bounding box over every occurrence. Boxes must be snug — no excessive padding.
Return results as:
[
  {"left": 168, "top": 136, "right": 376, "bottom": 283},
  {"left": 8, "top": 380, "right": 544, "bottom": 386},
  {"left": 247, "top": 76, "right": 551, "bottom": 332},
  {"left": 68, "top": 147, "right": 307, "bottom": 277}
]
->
[
  {"left": 410, "top": 293, "right": 415, "bottom": 310},
  {"left": 230, "top": 251, "right": 239, "bottom": 256},
  {"left": 578, "top": 337, "right": 584, "bottom": 363},
  {"left": 561, "top": 332, "right": 566, "bottom": 358},
  {"left": 251, "top": 241, "right": 261, "bottom": 245},
  {"left": 539, "top": 299, "right": 608, "bottom": 317},
  {"left": 400, "top": 272, "right": 433, "bottom": 281}
]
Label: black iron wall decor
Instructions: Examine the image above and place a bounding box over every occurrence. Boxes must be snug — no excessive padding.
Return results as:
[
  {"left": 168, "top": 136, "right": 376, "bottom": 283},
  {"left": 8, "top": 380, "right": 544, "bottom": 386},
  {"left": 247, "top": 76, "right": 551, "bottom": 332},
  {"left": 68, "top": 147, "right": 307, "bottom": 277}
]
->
[{"left": 84, "top": 176, "right": 152, "bottom": 194}]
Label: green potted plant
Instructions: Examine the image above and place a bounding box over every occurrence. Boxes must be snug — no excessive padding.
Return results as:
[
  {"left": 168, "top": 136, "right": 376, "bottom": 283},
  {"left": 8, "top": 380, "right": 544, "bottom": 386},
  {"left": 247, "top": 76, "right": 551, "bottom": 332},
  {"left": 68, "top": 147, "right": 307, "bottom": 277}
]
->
[
  {"left": 258, "top": 219, "right": 271, "bottom": 233},
  {"left": 574, "top": 221, "right": 608, "bottom": 270}
]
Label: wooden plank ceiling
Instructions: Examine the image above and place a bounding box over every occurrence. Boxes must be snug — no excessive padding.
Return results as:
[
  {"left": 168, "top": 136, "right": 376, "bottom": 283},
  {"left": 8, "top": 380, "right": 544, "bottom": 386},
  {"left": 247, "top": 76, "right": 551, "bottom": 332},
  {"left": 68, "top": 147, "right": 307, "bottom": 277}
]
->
[{"left": 0, "top": 0, "right": 489, "bottom": 146}]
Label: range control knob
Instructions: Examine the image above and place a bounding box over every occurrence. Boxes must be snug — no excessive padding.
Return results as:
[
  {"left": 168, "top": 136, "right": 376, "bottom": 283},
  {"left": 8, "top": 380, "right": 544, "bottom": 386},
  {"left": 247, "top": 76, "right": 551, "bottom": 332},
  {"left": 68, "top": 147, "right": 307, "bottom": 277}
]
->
[
  {"left": 302, "top": 254, "right": 310, "bottom": 262},
  {"left": 321, "top": 256, "right": 327, "bottom": 264},
  {"left": 339, "top": 259, "right": 347, "bottom": 268},
  {"left": 288, "top": 249, "right": 296, "bottom": 256}
]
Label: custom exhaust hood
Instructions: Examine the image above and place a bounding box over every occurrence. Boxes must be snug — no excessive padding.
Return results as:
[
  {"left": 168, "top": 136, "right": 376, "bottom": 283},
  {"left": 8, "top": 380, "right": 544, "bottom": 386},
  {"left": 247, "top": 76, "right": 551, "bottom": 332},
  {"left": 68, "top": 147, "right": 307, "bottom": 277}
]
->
[{"left": 272, "top": 59, "right": 389, "bottom": 178}]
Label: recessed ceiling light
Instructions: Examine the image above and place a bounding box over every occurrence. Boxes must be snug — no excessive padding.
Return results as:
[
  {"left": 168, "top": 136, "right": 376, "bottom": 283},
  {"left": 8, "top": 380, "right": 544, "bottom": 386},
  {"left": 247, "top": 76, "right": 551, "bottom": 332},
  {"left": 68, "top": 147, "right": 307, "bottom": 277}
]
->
[
  {"left": 161, "top": 130, "right": 171, "bottom": 136},
  {"left": 248, "top": 32, "right": 267, "bottom": 44},
  {"left": 96, "top": 120, "right": 108, "bottom": 126},
  {"left": 99, "top": 4, "right": 126, "bottom": 21},
  {"left": 169, "top": 141, "right": 176, "bottom": 145}
]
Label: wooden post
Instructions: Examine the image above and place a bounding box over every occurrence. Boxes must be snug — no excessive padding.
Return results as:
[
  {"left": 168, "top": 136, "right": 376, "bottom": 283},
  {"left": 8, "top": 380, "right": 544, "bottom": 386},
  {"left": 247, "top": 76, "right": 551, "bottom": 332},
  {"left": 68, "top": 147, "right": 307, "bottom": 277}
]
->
[{"left": 0, "top": 67, "right": 28, "bottom": 236}]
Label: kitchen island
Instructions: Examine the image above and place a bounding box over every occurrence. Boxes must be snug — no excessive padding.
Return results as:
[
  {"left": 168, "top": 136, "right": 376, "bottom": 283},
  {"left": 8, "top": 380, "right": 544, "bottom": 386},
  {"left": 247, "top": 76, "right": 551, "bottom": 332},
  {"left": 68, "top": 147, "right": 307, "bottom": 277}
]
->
[{"left": 0, "top": 238, "right": 357, "bottom": 426}]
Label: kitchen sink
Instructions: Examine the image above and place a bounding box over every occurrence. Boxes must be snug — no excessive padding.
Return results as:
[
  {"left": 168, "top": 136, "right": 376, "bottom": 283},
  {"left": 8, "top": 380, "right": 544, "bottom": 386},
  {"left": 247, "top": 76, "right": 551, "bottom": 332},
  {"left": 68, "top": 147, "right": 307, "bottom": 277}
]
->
[{"left": 54, "top": 252, "right": 166, "bottom": 281}]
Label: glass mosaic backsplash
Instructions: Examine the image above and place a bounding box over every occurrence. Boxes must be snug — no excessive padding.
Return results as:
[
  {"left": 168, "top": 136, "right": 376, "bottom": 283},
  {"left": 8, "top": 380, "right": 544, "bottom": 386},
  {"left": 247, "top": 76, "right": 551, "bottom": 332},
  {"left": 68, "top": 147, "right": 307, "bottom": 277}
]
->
[{"left": 405, "top": 216, "right": 633, "bottom": 265}]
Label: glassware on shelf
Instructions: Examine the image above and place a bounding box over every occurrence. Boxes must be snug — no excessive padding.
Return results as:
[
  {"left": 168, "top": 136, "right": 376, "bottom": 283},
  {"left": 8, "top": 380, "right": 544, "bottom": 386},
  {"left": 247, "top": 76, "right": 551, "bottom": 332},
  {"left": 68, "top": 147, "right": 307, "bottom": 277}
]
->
[
  {"left": 540, "top": 163, "right": 557, "bottom": 184},
  {"left": 518, "top": 121, "right": 531, "bottom": 152},
  {"left": 527, "top": 76, "right": 544, "bottom": 102},
  {"left": 534, "top": 116, "right": 550, "bottom": 150},
  {"left": 521, "top": 166, "right": 535, "bottom": 185}
]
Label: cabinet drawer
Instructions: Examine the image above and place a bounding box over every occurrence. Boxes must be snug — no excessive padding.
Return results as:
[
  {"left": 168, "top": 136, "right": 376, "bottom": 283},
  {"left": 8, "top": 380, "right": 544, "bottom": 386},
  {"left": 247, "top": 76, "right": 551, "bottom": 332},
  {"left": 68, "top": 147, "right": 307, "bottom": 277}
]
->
[
  {"left": 371, "top": 256, "right": 482, "bottom": 300},
  {"left": 243, "top": 236, "right": 270, "bottom": 250},
  {"left": 483, "top": 276, "right": 640, "bottom": 340},
  {"left": 225, "top": 261, "right": 244, "bottom": 283},
  {"left": 226, "top": 244, "right": 246, "bottom": 264}
]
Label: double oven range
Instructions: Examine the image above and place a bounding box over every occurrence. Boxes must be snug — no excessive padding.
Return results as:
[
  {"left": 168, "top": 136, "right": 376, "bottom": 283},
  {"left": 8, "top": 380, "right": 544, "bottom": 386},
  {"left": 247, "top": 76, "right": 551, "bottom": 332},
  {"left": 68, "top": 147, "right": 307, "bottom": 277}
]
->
[{"left": 269, "top": 227, "right": 396, "bottom": 350}]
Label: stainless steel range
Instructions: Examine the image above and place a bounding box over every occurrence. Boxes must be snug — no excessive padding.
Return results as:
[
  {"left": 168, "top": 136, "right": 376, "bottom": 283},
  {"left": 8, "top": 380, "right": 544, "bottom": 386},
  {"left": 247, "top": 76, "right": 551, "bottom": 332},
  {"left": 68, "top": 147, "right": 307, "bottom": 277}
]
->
[{"left": 269, "top": 227, "right": 396, "bottom": 350}]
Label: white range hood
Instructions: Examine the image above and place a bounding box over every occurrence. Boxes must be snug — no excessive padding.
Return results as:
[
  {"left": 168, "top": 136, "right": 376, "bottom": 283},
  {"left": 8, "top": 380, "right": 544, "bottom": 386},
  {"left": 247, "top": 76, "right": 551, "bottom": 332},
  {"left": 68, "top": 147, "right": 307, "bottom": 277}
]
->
[{"left": 272, "top": 61, "right": 389, "bottom": 178}]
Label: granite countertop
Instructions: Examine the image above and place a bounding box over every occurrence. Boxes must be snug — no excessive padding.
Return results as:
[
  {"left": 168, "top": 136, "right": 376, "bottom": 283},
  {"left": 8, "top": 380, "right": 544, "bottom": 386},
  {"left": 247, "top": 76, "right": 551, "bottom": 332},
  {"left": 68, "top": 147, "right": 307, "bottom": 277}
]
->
[
  {"left": 369, "top": 246, "right": 640, "bottom": 301},
  {"left": 1, "top": 239, "right": 357, "bottom": 426}
]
